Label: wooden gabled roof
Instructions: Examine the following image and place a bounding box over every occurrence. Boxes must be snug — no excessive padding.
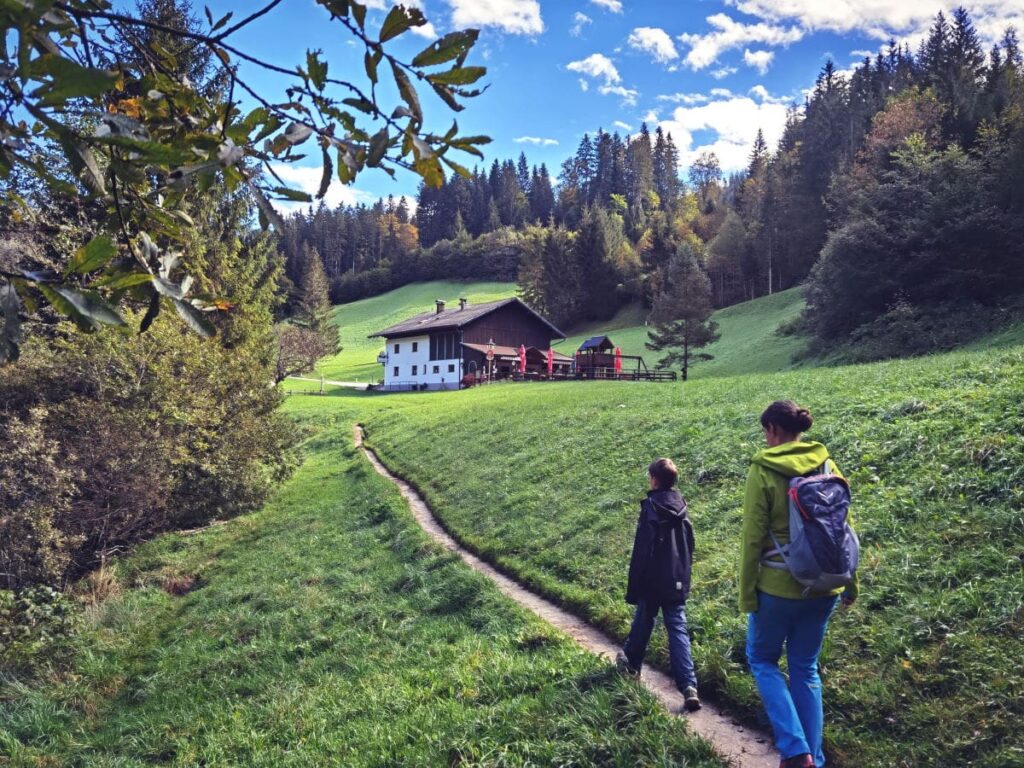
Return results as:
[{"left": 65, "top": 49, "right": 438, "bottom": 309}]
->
[{"left": 370, "top": 297, "right": 565, "bottom": 340}]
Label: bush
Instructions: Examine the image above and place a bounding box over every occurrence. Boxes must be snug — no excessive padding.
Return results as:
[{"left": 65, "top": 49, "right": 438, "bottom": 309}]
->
[
  {"left": 0, "top": 586, "right": 79, "bottom": 676},
  {"left": 330, "top": 266, "right": 394, "bottom": 304},
  {"left": 0, "top": 312, "right": 298, "bottom": 586}
]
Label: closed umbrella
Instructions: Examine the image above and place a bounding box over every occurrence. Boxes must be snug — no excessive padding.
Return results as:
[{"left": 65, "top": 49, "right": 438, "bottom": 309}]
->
[
  {"left": 547, "top": 347, "right": 554, "bottom": 377},
  {"left": 614, "top": 346, "right": 623, "bottom": 376},
  {"left": 519, "top": 344, "right": 527, "bottom": 375}
]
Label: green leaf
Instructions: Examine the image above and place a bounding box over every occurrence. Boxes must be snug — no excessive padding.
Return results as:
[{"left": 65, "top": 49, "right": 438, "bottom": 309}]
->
[
  {"left": 379, "top": 5, "right": 426, "bottom": 43},
  {"left": 442, "top": 156, "right": 471, "bottom": 180},
  {"left": 173, "top": 299, "right": 217, "bottom": 338},
  {"left": 284, "top": 122, "right": 314, "bottom": 145},
  {"left": 317, "top": 147, "right": 333, "bottom": 199},
  {"left": 0, "top": 282, "right": 22, "bottom": 364},
  {"left": 93, "top": 272, "right": 155, "bottom": 290},
  {"left": 427, "top": 66, "right": 486, "bottom": 86},
  {"left": 38, "top": 284, "right": 126, "bottom": 328},
  {"left": 411, "top": 30, "right": 479, "bottom": 68},
  {"left": 364, "top": 50, "right": 380, "bottom": 85},
  {"left": 390, "top": 62, "right": 422, "bottom": 123},
  {"left": 271, "top": 186, "right": 313, "bottom": 202},
  {"left": 306, "top": 49, "right": 328, "bottom": 90},
  {"left": 28, "top": 55, "right": 116, "bottom": 106},
  {"left": 367, "top": 128, "right": 389, "bottom": 167},
  {"left": 66, "top": 236, "right": 116, "bottom": 275}
]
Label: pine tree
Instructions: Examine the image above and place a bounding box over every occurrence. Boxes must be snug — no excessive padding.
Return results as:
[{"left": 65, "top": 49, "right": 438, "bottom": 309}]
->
[{"left": 645, "top": 249, "right": 720, "bottom": 381}]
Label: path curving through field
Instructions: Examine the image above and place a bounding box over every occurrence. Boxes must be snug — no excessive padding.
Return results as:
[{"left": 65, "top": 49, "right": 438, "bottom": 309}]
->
[{"left": 354, "top": 425, "right": 778, "bottom": 768}]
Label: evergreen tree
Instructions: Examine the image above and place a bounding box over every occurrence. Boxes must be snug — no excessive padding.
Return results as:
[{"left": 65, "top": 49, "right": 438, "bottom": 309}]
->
[
  {"left": 295, "top": 245, "right": 339, "bottom": 354},
  {"left": 645, "top": 249, "right": 720, "bottom": 381}
]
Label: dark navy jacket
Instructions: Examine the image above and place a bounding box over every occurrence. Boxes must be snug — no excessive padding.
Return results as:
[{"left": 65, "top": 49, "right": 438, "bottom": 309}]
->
[{"left": 625, "top": 488, "right": 695, "bottom": 605}]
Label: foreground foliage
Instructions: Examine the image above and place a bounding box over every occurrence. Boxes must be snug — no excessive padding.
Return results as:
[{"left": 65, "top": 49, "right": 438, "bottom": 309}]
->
[
  {"left": 361, "top": 345, "right": 1024, "bottom": 767},
  {"left": 1, "top": 410, "right": 722, "bottom": 767}
]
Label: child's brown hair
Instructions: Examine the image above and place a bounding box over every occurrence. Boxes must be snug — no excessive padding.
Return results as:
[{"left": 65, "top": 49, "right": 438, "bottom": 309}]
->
[{"left": 648, "top": 458, "right": 678, "bottom": 489}]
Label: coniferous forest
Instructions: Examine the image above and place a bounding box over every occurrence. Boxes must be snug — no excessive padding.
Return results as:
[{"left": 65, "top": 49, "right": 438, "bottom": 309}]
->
[{"left": 280, "top": 8, "right": 1024, "bottom": 356}]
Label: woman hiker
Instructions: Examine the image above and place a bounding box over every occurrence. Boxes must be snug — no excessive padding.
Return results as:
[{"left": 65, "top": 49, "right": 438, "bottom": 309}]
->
[{"left": 740, "top": 401, "right": 859, "bottom": 768}]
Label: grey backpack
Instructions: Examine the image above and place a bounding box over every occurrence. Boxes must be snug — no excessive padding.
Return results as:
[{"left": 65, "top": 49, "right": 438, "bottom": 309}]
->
[{"left": 761, "top": 460, "right": 860, "bottom": 595}]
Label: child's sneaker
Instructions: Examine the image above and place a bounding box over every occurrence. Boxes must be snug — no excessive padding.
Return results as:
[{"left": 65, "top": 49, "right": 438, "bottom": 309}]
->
[
  {"left": 683, "top": 686, "right": 702, "bottom": 712},
  {"left": 615, "top": 651, "right": 640, "bottom": 679},
  {"left": 779, "top": 754, "right": 814, "bottom": 768}
]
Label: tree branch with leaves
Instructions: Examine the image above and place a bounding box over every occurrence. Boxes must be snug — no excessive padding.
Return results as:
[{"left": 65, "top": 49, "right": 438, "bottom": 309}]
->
[{"left": 0, "top": 0, "right": 489, "bottom": 362}]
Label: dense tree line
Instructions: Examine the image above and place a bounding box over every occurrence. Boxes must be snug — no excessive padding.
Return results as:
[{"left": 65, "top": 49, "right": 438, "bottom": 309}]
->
[{"left": 719, "top": 8, "right": 1024, "bottom": 353}]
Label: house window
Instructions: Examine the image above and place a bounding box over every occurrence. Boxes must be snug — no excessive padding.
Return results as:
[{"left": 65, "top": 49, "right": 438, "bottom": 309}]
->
[
  {"left": 394, "top": 343, "right": 400, "bottom": 354},
  {"left": 432, "top": 365, "right": 440, "bottom": 374},
  {"left": 412, "top": 365, "right": 418, "bottom": 376},
  {"left": 448, "top": 364, "right": 455, "bottom": 373},
  {"left": 393, "top": 366, "right": 399, "bottom": 377},
  {"left": 429, "top": 331, "right": 459, "bottom": 361},
  {"left": 412, "top": 341, "right": 419, "bottom": 352}
]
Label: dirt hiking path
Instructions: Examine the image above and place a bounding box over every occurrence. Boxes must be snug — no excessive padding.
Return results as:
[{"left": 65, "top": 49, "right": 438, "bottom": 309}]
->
[{"left": 355, "top": 426, "right": 778, "bottom": 768}]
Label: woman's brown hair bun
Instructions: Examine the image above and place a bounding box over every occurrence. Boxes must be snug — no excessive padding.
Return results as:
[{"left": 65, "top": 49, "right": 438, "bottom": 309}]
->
[{"left": 761, "top": 400, "right": 813, "bottom": 435}]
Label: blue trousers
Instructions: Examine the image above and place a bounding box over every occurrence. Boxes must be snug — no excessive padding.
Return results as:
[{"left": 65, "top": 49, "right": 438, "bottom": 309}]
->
[
  {"left": 747, "top": 591, "right": 838, "bottom": 766},
  {"left": 622, "top": 599, "right": 698, "bottom": 691}
]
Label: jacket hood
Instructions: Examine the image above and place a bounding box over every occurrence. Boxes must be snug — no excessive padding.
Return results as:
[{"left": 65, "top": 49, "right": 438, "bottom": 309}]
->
[
  {"left": 646, "top": 488, "right": 687, "bottom": 520},
  {"left": 751, "top": 440, "right": 830, "bottom": 478}
]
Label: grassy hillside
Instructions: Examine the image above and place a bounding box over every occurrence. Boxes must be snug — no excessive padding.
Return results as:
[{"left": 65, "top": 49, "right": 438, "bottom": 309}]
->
[
  {"left": 2, "top": 400, "right": 721, "bottom": 767},
  {"left": 359, "top": 344, "right": 1024, "bottom": 767},
  {"left": 317, "top": 281, "right": 516, "bottom": 382},
  {"left": 557, "top": 288, "right": 808, "bottom": 379}
]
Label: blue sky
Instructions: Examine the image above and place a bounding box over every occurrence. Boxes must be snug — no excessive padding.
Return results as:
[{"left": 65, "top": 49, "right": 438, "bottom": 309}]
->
[{"left": 205, "top": 0, "right": 1024, "bottom": 208}]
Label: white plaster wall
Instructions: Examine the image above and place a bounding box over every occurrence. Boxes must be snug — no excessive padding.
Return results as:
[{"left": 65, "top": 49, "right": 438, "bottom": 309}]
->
[{"left": 381, "top": 334, "right": 461, "bottom": 390}]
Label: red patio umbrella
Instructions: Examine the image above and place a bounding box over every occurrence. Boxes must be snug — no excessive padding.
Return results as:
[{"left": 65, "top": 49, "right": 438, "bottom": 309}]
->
[
  {"left": 614, "top": 346, "right": 623, "bottom": 375},
  {"left": 519, "top": 344, "right": 527, "bottom": 375},
  {"left": 546, "top": 347, "right": 554, "bottom": 377}
]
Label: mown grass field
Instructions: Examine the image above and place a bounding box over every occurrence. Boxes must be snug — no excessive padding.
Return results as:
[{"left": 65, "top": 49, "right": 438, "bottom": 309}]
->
[
  {"left": 1, "top": 398, "right": 723, "bottom": 767},
  {"left": 317, "top": 281, "right": 516, "bottom": 382},
  {"left": 358, "top": 343, "right": 1024, "bottom": 767}
]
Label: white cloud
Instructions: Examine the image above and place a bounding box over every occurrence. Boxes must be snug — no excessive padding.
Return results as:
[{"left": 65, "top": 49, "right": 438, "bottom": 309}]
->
[
  {"left": 446, "top": 0, "right": 544, "bottom": 36},
  {"left": 599, "top": 84, "right": 639, "bottom": 105},
  {"left": 567, "top": 53, "right": 621, "bottom": 84},
  {"left": 361, "top": 0, "right": 436, "bottom": 37},
  {"left": 658, "top": 92, "right": 711, "bottom": 105},
  {"left": 590, "top": 0, "right": 623, "bottom": 13},
  {"left": 655, "top": 93, "right": 790, "bottom": 173},
  {"left": 570, "top": 11, "right": 592, "bottom": 36},
  {"left": 267, "top": 164, "right": 375, "bottom": 213},
  {"left": 678, "top": 13, "right": 803, "bottom": 70},
  {"left": 579, "top": 78, "right": 590, "bottom": 92},
  {"left": 613, "top": 120, "right": 633, "bottom": 131},
  {"left": 514, "top": 136, "right": 559, "bottom": 145},
  {"left": 743, "top": 48, "right": 775, "bottom": 73},
  {"left": 710, "top": 65, "right": 738, "bottom": 79},
  {"left": 627, "top": 26, "right": 679, "bottom": 63},
  {"left": 727, "top": 1, "right": 1024, "bottom": 48},
  {"left": 850, "top": 48, "right": 875, "bottom": 58},
  {"left": 711, "top": 87, "right": 734, "bottom": 98},
  {"left": 749, "top": 84, "right": 791, "bottom": 103}
]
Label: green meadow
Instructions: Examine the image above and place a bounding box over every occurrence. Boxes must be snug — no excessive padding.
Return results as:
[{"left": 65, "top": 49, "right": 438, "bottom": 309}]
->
[
  {"left": 360, "top": 346, "right": 1024, "bottom": 767},
  {"left": 7, "top": 282, "right": 1023, "bottom": 767},
  {"left": 1, "top": 399, "right": 721, "bottom": 767}
]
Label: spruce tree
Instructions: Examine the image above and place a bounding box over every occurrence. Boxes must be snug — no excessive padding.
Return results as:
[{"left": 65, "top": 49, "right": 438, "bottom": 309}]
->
[
  {"left": 295, "top": 245, "right": 339, "bottom": 355},
  {"left": 645, "top": 249, "right": 720, "bottom": 381}
]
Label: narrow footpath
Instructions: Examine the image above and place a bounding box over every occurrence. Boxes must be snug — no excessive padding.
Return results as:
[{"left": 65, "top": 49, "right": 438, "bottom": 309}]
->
[{"left": 354, "top": 426, "right": 778, "bottom": 768}]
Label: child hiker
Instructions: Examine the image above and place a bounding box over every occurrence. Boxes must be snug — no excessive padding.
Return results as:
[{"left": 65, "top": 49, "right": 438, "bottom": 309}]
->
[{"left": 616, "top": 457, "right": 701, "bottom": 712}]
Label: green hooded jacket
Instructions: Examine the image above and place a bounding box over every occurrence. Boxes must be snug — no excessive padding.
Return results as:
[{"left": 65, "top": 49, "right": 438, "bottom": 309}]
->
[{"left": 738, "top": 440, "right": 859, "bottom": 613}]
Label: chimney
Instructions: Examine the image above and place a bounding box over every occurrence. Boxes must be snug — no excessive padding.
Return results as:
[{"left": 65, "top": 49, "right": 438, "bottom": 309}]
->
[
  {"left": 435, "top": 300, "right": 446, "bottom": 314},
  {"left": 459, "top": 297, "right": 467, "bottom": 310}
]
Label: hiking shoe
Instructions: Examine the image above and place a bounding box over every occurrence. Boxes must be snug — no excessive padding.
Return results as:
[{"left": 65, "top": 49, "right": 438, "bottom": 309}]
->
[
  {"left": 683, "top": 686, "right": 702, "bottom": 712},
  {"left": 615, "top": 651, "right": 640, "bottom": 679},
  {"left": 779, "top": 754, "right": 814, "bottom": 768}
]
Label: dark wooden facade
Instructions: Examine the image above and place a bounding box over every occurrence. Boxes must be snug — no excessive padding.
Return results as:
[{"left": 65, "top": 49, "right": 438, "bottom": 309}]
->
[{"left": 461, "top": 302, "right": 554, "bottom": 349}]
